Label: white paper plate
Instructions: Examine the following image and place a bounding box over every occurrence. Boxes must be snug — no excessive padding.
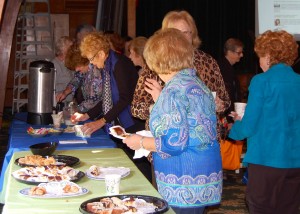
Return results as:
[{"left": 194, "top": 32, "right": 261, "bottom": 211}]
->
[
  {"left": 19, "top": 181, "right": 88, "bottom": 198},
  {"left": 86, "top": 166, "right": 130, "bottom": 180},
  {"left": 109, "top": 125, "right": 130, "bottom": 139}
]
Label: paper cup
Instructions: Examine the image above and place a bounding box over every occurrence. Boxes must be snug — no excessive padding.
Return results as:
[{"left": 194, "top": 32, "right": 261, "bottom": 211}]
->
[
  {"left": 51, "top": 114, "right": 62, "bottom": 128},
  {"left": 105, "top": 174, "right": 121, "bottom": 195},
  {"left": 234, "top": 102, "right": 247, "bottom": 118},
  {"left": 212, "top": 91, "right": 217, "bottom": 99}
]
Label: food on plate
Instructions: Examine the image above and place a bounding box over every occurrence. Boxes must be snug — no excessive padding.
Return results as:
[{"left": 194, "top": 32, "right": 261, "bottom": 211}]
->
[
  {"left": 86, "top": 196, "right": 158, "bottom": 214},
  {"left": 18, "top": 155, "right": 56, "bottom": 166},
  {"left": 63, "top": 184, "right": 80, "bottom": 193},
  {"left": 89, "top": 165, "right": 100, "bottom": 176},
  {"left": 12, "top": 165, "right": 80, "bottom": 182},
  {"left": 28, "top": 181, "right": 82, "bottom": 196},
  {"left": 29, "top": 186, "right": 46, "bottom": 195},
  {"left": 109, "top": 126, "right": 130, "bottom": 138},
  {"left": 27, "top": 127, "right": 48, "bottom": 135},
  {"left": 64, "top": 126, "right": 75, "bottom": 133}
]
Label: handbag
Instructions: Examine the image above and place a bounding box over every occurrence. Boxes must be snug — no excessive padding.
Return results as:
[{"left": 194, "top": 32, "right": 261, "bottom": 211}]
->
[{"left": 220, "top": 139, "right": 244, "bottom": 170}]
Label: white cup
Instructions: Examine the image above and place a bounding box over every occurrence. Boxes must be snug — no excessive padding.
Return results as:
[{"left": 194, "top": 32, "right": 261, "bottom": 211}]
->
[
  {"left": 51, "top": 114, "right": 62, "bottom": 128},
  {"left": 105, "top": 174, "right": 121, "bottom": 195},
  {"left": 234, "top": 102, "right": 247, "bottom": 118},
  {"left": 212, "top": 91, "right": 217, "bottom": 99}
]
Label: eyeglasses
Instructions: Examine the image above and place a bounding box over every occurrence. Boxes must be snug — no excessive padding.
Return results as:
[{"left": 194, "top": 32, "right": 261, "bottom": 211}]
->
[
  {"left": 233, "top": 51, "right": 243, "bottom": 55},
  {"left": 88, "top": 50, "right": 100, "bottom": 62}
]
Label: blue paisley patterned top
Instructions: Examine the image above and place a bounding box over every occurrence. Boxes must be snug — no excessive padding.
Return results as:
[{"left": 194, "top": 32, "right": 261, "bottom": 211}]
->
[
  {"left": 150, "top": 68, "right": 222, "bottom": 208},
  {"left": 68, "top": 64, "right": 103, "bottom": 113}
]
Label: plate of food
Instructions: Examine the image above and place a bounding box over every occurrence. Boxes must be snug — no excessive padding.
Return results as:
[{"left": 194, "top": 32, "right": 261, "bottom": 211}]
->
[
  {"left": 64, "top": 126, "right": 75, "bottom": 133},
  {"left": 109, "top": 125, "right": 131, "bottom": 140},
  {"left": 86, "top": 165, "right": 130, "bottom": 180},
  {"left": 19, "top": 181, "right": 89, "bottom": 198},
  {"left": 79, "top": 195, "right": 169, "bottom": 214},
  {"left": 27, "top": 127, "right": 49, "bottom": 137},
  {"left": 12, "top": 165, "right": 85, "bottom": 185},
  {"left": 15, "top": 155, "right": 80, "bottom": 167},
  {"left": 48, "top": 128, "right": 64, "bottom": 135}
]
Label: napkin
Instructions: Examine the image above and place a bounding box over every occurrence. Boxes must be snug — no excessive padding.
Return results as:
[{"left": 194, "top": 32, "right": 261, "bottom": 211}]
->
[
  {"left": 133, "top": 130, "right": 152, "bottom": 159},
  {"left": 59, "top": 140, "right": 87, "bottom": 144}
]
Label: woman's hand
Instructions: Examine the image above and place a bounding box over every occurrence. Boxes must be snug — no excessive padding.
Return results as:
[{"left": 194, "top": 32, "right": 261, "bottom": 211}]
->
[
  {"left": 144, "top": 78, "right": 162, "bottom": 102},
  {"left": 81, "top": 120, "right": 104, "bottom": 135},
  {"left": 56, "top": 92, "right": 66, "bottom": 102},
  {"left": 123, "top": 134, "right": 143, "bottom": 150},
  {"left": 229, "top": 111, "right": 242, "bottom": 121},
  {"left": 71, "top": 112, "right": 90, "bottom": 122}
]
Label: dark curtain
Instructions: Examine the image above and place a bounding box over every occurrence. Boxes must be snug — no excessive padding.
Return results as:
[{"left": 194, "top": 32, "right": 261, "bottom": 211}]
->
[{"left": 136, "top": 0, "right": 259, "bottom": 74}]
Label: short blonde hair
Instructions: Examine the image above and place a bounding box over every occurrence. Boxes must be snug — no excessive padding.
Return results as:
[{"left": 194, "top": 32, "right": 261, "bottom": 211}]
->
[
  {"left": 254, "top": 30, "right": 298, "bottom": 66},
  {"left": 79, "top": 32, "right": 110, "bottom": 58},
  {"left": 143, "top": 28, "right": 194, "bottom": 75},
  {"left": 128, "top": 36, "right": 147, "bottom": 57},
  {"left": 162, "top": 10, "right": 201, "bottom": 48}
]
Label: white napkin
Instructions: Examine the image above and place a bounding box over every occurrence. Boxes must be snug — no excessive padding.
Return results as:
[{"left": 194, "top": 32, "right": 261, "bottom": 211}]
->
[
  {"left": 59, "top": 140, "right": 87, "bottom": 144},
  {"left": 133, "top": 130, "right": 152, "bottom": 159}
]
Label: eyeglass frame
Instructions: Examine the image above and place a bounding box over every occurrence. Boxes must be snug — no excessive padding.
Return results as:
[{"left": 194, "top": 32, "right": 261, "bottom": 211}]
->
[
  {"left": 232, "top": 50, "right": 243, "bottom": 55},
  {"left": 88, "top": 50, "right": 101, "bottom": 62}
]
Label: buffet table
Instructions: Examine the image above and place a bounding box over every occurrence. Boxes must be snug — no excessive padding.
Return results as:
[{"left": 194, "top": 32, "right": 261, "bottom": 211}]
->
[
  {"left": 0, "top": 113, "right": 117, "bottom": 193},
  {"left": 1, "top": 148, "right": 174, "bottom": 213}
]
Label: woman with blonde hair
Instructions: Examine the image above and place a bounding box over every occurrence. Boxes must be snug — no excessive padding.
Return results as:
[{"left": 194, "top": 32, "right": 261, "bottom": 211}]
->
[
  {"left": 124, "top": 28, "right": 222, "bottom": 214},
  {"left": 229, "top": 30, "right": 300, "bottom": 214}
]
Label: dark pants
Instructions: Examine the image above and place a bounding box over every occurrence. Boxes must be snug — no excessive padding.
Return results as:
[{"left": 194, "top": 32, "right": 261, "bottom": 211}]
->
[
  {"left": 171, "top": 206, "right": 205, "bottom": 214},
  {"left": 246, "top": 164, "right": 300, "bottom": 214}
]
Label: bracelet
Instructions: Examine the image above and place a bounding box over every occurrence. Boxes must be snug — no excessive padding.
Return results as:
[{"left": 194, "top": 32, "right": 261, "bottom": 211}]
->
[
  {"left": 100, "top": 117, "right": 106, "bottom": 124},
  {"left": 140, "top": 136, "right": 145, "bottom": 149}
]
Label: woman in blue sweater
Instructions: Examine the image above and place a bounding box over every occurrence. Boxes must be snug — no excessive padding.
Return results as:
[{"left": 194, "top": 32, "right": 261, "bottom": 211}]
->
[{"left": 229, "top": 30, "right": 300, "bottom": 214}]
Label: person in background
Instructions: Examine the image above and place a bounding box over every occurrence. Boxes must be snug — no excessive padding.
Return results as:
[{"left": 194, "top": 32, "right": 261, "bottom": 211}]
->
[
  {"left": 104, "top": 31, "right": 125, "bottom": 54},
  {"left": 56, "top": 44, "right": 103, "bottom": 119},
  {"left": 75, "top": 24, "right": 96, "bottom": 45},
  {"left": 229, "top": 30, "right": 300, "bottom": 214},
  {"left": 124, "top": 28, "right": 222, "bottom": 214},
  {"left": 123, "top": 35, "right": 133, "bottom": 57},
  {"left": 52, "top": 36, "right": 74, "bottom": 104},
  {"left": 217, "top": 38, "right": 243, "bottom": 124},
  {"left": 128, "top": 36, "right": 148, "bottom": 76},
  {"left": 144, "top": 10, "right": 230, "bottom": 141}
]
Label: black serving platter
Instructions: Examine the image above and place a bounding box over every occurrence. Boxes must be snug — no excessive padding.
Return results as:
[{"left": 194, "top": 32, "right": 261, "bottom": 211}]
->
[
  {"left": 15, "top": 155, "right": 80, "bottom": 167},
  {"left": 12, "top": 170, "right": 85, "bottom": 185},
  {"left": 79, "top": 194, "right": 169, "bottom": 214}
]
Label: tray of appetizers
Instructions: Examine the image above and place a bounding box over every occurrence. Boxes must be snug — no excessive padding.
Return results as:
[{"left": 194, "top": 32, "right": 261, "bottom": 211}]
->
[
  {"left": 12, "top": 165, "right": 85, "bottom": 185},
  {"left": 79, "top": 194, "right": 169, "bottom": 214},
  {"left": 19, "top": 181, "right": 89, "bottom": 198},
  {"left": 15, "top": 155, "right": 80, "bottom": 167}
]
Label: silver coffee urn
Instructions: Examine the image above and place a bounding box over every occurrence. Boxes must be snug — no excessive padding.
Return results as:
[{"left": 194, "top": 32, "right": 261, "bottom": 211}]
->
[{"left": 27, "top": 60, "right": 55, "bottom": 125}]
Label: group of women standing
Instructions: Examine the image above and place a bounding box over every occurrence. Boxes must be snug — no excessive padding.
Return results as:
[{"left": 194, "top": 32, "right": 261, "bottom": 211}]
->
[{"left": 56, "top": 9, "right": 300, "bottom": 214}]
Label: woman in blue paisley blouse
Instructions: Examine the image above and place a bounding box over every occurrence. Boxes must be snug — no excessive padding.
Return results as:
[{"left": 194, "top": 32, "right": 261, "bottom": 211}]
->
[{"left": 123, "top": 28, "right": 222, "bottom": 214}]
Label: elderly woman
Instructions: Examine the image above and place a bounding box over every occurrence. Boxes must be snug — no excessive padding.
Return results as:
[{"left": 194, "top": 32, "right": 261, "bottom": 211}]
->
[
  {"left": 124, "top": 28, "right": 222, "bottom": 214},
  {"left": 56, "top": 44, "right": 103, "bottom": 119},
  {"left": 128, "top": 36, "right": 147, "bottom": 76},
  {"left": 229, "top": 30, "right": 300, "bottom": 214},
  {"left": 72, "top": 32, "right": 138, "bottom": 134},
  {"left": 52, "top": 36, "right": 74, "bottom": 103},
  {"left": 132, "top": 10, "right": 230, "bottom": 141}
]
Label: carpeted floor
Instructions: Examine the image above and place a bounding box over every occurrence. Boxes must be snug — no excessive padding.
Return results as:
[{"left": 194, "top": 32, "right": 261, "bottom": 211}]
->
[{"left": 207, "top": 169, "right": 249, "bottom": 214}]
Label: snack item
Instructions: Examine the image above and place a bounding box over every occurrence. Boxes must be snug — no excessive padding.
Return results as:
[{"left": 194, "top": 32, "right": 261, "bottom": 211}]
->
[
  {"left": 29, "top": 186, "right": 46, "bottom": 195},
  {"left": 89, "top": 165, "right": 100, "bottom": 176},
  {"left": 86, "top": 196, "right": 158, "bottom": 214},
  {"left": 18, "top": 155, "right": 56, "bottom": 166},
  {"left": 109, "top": 126, "right": 130, "bottom": 139}
]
